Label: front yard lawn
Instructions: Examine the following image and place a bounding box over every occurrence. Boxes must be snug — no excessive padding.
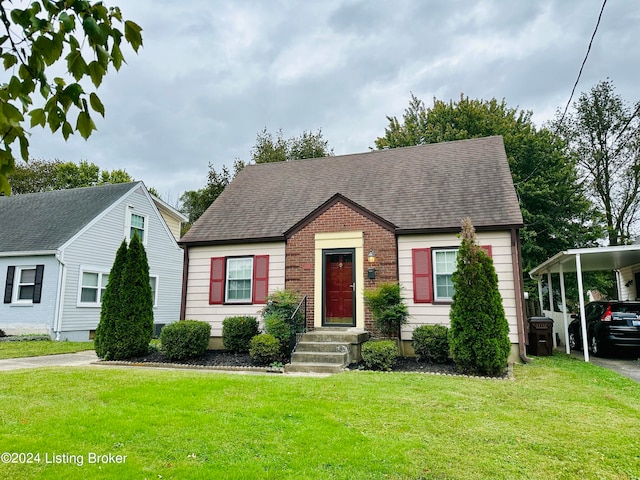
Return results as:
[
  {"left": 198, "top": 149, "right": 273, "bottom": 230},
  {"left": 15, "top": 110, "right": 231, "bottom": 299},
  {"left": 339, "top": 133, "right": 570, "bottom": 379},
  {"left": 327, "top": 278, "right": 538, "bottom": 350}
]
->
[
  {"left": 0, "top": 340, "right": 94, "bottom": 359},
  {"left": 0, "top": 355, "right": 638, "bottom": 479}
]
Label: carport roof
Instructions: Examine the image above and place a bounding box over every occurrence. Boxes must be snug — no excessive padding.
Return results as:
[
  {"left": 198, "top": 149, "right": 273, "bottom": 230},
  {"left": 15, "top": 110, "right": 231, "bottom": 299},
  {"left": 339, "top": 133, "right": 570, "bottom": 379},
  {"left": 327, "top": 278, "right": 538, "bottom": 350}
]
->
[{"left": 529, "top": 245, "right": 640, "bottom": 276}]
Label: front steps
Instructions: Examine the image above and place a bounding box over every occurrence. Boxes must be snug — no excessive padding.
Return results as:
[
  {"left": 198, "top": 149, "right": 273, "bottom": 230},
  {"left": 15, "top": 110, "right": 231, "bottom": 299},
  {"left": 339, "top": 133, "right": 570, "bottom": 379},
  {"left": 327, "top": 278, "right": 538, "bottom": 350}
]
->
[{"left": 284, "top": 328, "right": 369, "bottom": 374}]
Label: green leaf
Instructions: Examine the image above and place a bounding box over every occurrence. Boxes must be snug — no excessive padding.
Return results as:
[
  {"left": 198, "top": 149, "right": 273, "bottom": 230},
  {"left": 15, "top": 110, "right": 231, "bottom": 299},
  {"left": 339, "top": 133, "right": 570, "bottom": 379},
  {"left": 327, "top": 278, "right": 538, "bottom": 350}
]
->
[
  {"left": 29, "top": 108, "right": 46, "bottom": 128},
  {"left": 111, "top": 43, "right": 123, "bottom": 71},
  {"left": 19, "top": 135, "right": 28, "bottom": 161},
  {"left": 62, "top": 120, "right": 73, "bottom": 140},
  {"left": 88, "top": 61, "right": 105, "bottom": 87},
  {"left": 8, "top": 76, "right": 22, "bottom": 98},
  {"left": 96, "top": 45, "right": 110, "bottom": 68},
  {"left": 62, "top": 83, "right": 84, "bottom": 106},
  {"left": 3, "top": 53, "right": 18, "bottom": 70},
  {"left": 83, "top": 16, "right": 106, "bottom": 45},
  {"left": 66, "top": 49, "right": 88, "bottom": 81},
  {"left": 59, "top": 12, "right": 74, "bottom": 32},
  {"left": 89, "top": 92, "right": 105, "bottom": 117},
  {"left": 76, "top": 111, "right": 96, "bottom": 139},
  {"left": 124, "top": 21, "right": 143, "bottom": 52}
]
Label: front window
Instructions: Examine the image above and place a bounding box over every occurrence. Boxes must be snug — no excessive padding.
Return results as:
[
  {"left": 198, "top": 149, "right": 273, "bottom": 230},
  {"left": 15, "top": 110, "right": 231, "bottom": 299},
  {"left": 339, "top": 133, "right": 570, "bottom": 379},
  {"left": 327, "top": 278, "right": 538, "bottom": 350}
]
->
[
  {"left": 225, "top": 257, "right": 253, "bottom": 303},
  {"left": 130, "top": 213, "right": 145, "bottom": 242},
  {"left": 433, "top": 249, "right": 457, "bottom": 301},
  {"left": 16, "top": 267, "right": 36, "bottom": 302},
  {"left": 80, "top": 271, "right": 109, "bottom": 305}
]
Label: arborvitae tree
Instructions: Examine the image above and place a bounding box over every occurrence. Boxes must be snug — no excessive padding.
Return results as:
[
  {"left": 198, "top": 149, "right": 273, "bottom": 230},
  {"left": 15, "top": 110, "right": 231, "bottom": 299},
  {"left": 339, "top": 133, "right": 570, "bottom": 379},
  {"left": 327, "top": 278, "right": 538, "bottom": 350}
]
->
[
  {"left": 449, "top": 218, "right": 511, "bottom": 376},
  {"left": 117, "top": 232, "right": 154, "bottom": 358},
  {"left": 95, "top": 239, "right": 128, "bottom": 360}
]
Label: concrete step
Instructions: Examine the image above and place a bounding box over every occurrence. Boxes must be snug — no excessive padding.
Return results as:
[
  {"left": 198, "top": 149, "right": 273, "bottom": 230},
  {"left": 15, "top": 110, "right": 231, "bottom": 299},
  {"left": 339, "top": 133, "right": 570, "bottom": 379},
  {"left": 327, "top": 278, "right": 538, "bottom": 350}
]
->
[
  {"left": 291, "top": 351, "right": 349, "bottom": 365},
  {"left": 300, "top": 330, "right": 369, "bottom": 344},
  {"left": 295, "top": 341, "right": 351, "bottom": 354},
  {"left": 284, "top": 362, "right": 345, "bottom": 374}
]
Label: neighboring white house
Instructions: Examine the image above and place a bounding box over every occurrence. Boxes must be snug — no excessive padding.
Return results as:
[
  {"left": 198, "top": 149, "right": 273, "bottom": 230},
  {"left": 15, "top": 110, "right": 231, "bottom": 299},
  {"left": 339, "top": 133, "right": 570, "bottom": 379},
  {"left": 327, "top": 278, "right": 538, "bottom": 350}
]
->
[{"left": 0, "top": 182, "right": 185, "bottom": 340}]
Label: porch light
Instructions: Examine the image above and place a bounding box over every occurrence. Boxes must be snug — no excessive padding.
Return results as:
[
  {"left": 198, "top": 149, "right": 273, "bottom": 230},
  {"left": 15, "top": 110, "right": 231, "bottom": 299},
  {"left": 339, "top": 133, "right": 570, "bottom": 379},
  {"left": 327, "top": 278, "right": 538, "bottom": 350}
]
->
[{"left": 368, "top": 250, "right": 376, "bottom": 263}]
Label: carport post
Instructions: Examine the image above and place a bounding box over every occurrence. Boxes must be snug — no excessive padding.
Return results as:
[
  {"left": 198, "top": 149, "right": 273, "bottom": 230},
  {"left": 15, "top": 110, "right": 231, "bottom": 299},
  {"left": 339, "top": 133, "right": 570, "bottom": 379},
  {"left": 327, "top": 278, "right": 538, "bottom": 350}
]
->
[
  {"left": 537, "top": 278, "right": 544, "bottom": 314},
  {"left": 559, "top": 264, "right": 570, "bottom": 355},
  {"left": 575, "top": 253, "right": 589, "bottom": 361},
  {"left": 547, "top": 272, "right": 553, "bottom": 312}
]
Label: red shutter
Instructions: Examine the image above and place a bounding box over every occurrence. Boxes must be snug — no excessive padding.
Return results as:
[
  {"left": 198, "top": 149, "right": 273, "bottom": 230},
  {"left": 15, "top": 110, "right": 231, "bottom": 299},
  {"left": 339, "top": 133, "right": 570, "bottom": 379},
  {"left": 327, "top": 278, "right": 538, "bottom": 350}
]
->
[
  {"left": 209, "top": 257, "right": 225, "bottom": 305},
  {"left": 412, "top": 248, "right": 432, "bottom": 303},
  {"left": 481, "top": 245, "right": 493, "bottom": 257},
  {"left": 4, "top": 266, "right": 15, "bottom": 304},
  {"left": 252, "top": 255, "right": 269, "bottom": 304}
]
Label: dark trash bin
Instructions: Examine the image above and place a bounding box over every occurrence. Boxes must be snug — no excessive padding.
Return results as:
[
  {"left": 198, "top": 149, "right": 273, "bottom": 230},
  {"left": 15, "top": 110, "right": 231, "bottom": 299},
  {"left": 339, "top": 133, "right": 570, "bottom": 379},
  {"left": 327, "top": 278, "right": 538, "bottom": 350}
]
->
[{"left": 527, "top": 317, "right": 554, "bottom": 356}]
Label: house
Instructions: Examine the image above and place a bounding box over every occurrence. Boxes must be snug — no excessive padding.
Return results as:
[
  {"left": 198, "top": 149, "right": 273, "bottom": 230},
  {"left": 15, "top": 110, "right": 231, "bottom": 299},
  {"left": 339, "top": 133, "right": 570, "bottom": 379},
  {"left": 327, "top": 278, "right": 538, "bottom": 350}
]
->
[
  {"left": 179, "top": 136, "right": 527, "bottom": 362},
  {"left": 0, "top": 182, "right": 185, "bottom": 340}
]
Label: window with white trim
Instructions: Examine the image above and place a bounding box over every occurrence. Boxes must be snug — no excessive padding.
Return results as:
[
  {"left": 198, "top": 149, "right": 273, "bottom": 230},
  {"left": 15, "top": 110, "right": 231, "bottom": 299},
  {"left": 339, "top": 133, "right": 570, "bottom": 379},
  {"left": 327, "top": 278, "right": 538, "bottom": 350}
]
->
[
  {"left": 150, "top": 275, "right": 158, "bottom": 307},
  {"left": 129, "top": 213, "right": 146, "bottom": 242},
  {"left": 433, "top": 249, "right": 458, "bottom": 301},
  {"left": 225, "top": 257, "right": 253, "bottom": 303},
  {"left": 15, "top": 266, "right": 36, "bottom": 303},
  {"left": 79, "top": 271, "right": 109, "bottom": 305}
]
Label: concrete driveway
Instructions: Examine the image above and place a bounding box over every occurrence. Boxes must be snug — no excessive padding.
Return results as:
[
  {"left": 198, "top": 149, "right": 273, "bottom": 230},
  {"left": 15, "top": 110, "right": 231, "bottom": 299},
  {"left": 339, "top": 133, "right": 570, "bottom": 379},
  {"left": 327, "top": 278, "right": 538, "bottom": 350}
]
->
[
  {"left": 0, "top": 350, "right": 98, "bottom": 371},
  {"left": 587, "top": 355, "right": 640, "bottom": 383}
]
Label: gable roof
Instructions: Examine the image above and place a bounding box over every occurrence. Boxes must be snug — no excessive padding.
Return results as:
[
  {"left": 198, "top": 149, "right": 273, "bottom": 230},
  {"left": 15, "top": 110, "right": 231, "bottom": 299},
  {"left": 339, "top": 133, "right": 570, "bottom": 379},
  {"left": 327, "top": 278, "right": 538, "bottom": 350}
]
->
[
  {"left": 181, "top": 136, "right": 523, "bottom": 245},
  {"left": 0, "top": 182, "right": 140, "bottom": 253}
]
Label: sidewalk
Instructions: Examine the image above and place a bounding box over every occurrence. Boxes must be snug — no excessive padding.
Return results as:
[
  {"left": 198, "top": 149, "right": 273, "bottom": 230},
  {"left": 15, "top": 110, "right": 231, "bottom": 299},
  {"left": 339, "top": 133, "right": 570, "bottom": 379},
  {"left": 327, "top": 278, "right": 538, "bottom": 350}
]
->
[{"left": 0, "top": 350, "right": 98, "bottom": 371}]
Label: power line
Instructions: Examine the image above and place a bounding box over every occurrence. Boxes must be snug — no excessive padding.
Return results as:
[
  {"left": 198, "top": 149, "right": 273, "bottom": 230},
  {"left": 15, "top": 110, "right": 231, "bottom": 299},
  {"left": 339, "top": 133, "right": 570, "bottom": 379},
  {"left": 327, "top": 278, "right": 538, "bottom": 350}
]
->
[{"left": 555, "top": 0, "right": 608, "bottom": 131}]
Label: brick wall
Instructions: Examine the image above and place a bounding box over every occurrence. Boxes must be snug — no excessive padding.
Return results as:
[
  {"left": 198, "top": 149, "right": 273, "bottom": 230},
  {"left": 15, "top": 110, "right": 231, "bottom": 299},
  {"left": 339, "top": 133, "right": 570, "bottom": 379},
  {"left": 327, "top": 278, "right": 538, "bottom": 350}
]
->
[{"left": 285, "top": 201, "right": 397, "bottom": 332}]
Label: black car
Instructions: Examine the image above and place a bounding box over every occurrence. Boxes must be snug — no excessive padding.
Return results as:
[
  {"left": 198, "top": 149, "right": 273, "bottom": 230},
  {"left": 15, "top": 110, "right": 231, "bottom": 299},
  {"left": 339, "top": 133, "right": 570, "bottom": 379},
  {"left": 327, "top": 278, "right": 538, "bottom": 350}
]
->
[{"left": 568, "top": 301, "right": 640, "bottom": 356}]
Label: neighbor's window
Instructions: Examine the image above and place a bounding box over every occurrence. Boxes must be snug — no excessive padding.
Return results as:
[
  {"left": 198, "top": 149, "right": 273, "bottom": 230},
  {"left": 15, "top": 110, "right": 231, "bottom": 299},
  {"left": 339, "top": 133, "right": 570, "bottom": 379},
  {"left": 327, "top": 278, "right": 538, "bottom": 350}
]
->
[
  {"left": 130, "top": 213, "right": 146, "bottom": 242},
  {"left": 150, "top": 275, "right": 158, "bottom": 307},
  {"left": 433, "top": 249, "right": 457, "bottom": 301},
  {"left": 225, "top": 257, "right": 253, "bottom": 302},
  {"left": 80, "top": 271, "right": 109, "bottom": 305},
  {"left": 15, "top": 267, "right": 36, "bottom": 302}
]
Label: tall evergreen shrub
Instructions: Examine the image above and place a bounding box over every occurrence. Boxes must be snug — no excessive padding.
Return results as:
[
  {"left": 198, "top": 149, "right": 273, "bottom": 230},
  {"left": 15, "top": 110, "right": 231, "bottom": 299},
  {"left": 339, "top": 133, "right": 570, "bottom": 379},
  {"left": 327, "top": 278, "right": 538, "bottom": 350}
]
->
[
  {"left": 118, "top": 232, "right": 154, "bottom": 358},
  {"left": 449, "top": 218, "right": 511, "bottom": 376},
  {"left": 94, "top": 239, "right": 128, "bottom": 360}
]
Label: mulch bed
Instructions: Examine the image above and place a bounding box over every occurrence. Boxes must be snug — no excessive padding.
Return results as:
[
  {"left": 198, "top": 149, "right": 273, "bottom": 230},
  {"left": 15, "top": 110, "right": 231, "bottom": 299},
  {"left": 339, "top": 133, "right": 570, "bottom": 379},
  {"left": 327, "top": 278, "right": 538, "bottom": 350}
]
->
[{"left": 104, "top": 350, "right": 511, "bottom": 379}]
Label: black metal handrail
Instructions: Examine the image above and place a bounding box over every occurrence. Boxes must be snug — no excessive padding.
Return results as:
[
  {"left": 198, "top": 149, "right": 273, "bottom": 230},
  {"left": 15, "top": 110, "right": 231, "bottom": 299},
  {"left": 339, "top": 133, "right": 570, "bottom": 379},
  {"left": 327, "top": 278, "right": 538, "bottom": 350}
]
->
[{"left": 287, "top": 295, "right": 307, "bottom": 355}]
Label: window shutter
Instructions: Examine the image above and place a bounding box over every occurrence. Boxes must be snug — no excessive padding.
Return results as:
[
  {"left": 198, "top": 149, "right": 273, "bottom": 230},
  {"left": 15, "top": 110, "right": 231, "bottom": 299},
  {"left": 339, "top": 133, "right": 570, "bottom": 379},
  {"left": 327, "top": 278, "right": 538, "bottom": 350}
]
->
[
  {"left": 4, "top": 266, "right": 15, "bottom": 304},
  {"left": 209, "top": 257, "right": 225, "bottom": 305},
  {"left": 481, "top": 245, "right": 493, "bottom": 257},
  {"left": 33, "top": 265, "right": 44, "bottom": 304},
  {"left": 412, "top": 248, "right": 432, "bottom": 303},
  {"left": 252, "top": 255, "right": 269, "bottom": 304}
]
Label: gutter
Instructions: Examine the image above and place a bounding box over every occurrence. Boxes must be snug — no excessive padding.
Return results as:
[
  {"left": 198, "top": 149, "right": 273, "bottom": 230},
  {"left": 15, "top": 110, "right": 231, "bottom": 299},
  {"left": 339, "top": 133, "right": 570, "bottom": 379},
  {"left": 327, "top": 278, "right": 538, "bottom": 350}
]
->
[
  {"left": 179, "top": 246, "right": 189, "bottom": 320},
  {"left": 53, "top": 250, "right": 67, "bottom": 341},
  {"left": 511, "top": 229, "right": 531, "bottom": 363}
]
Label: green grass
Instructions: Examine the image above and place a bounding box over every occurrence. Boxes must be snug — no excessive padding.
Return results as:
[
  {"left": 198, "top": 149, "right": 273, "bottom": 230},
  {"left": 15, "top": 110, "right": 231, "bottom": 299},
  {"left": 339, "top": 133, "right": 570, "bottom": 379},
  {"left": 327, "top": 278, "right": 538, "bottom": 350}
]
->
[
  {"left": 0, "top": 340, "right": 94, "bottom": 359},
  {"left": 0, "top": 355, "right": 638, "bottom": 479}
]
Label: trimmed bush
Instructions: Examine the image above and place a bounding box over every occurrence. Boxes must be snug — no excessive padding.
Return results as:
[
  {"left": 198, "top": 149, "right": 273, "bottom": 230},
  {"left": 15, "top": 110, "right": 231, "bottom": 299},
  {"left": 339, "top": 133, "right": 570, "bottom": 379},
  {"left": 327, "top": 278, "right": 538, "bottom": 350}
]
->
[
  {"left": 412, "top": 325, "right": 450, "bottom": 363},
  {"left": 264, "top": 313, "right": 290, "bottom": 355},
  {"left": 363, "top": 283, "right": 409, "bottom": 338},
  {"left": 160, "top": 320, "right": 211, "bottom": 361},
  {"left": 361, "top": 340, "right": 398, "bottom": 371},
  {"left": 261, "top": 290, "right": 304, "bottom": 332},
  {"left": 222, "top": 316, "right": 259, "bottom": 353},
  {"left": 249, "top": 334, "right": 280, "bottom": 365}
]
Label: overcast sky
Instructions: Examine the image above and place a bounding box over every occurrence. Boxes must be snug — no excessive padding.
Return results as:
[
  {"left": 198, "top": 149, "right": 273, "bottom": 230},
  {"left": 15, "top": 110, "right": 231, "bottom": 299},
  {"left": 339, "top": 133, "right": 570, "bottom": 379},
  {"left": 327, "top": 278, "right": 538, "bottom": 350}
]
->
[{"left": 23, "top": 0, "right": 639, "bottom": 205}]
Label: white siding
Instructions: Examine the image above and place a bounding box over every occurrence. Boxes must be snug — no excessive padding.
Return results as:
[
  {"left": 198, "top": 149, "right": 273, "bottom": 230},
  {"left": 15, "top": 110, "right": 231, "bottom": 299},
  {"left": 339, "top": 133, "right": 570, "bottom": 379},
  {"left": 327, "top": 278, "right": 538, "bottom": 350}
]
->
[
  {"left": 58, "top": 185, "right": 183, "bottom": 337},
  {"left": 0, "top": 255, "right": 60, "bottom": 334},
  {"left": 398, "top": 231, "right": 520, "bottom": 343},
  {"left": 618, "top": 263, "right": 640, "bottom": 301},
  {"left": 185, "top": 243, "right": 286, "bottom": 337}
]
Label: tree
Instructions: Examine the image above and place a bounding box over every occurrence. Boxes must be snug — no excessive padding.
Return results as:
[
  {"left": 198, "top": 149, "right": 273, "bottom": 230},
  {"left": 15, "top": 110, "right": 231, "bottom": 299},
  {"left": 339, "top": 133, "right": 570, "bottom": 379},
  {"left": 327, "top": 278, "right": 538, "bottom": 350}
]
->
[
  {"left": 118, "top": 231, "right": 153, "bottom": 358},
  {"left": 375, "top": 93, "right": 602, "bottom": 279},
  {"left": 449, "top": 218, "right": 511, "bottom": 376},
  {"left": 94, "top": 238, "right": 128, "bottom": 360},
  {"left": 556, "top": 80, "right": 640, "bottom": 246},
  {"left": 7, "top": 158, "right": 133, "bottom": 194},
  {"left": 0, "top": 1, "right": 142, "bottom": 195},
  {"left": 251, "top": 127, "right": 333, "bottom": 163}
]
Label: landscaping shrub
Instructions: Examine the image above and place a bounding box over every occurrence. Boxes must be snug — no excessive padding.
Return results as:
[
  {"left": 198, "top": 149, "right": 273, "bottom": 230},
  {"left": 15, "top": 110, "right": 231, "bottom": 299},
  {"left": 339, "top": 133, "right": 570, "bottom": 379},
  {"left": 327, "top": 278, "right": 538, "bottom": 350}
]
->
[
  {"left": 361, "top": 340, "right": 398, "bottom": 371},
  {"left": 261, "top": 290, "right": 304, "bottom": 332},
  {"left": 0, "top": 328, "right": 6, "bottom": 337},
  {"left": 449, "top": 218, "right": 510, "bottom": 376},
  {"left": 160, "top": 320, "right": 211, "bottom": 361},
  {"left": 363, "top": 283, "right": 408, "bottom": 337},
  {"left": 249, "top": 334, "right": 280, "bottom": 365},
  {"left": 264, "top": 313, "right": 291, "bottom": 355},
  {"left": 222, "top": 316, "right": 259, "bottom": 353},
  {"left": 412, "top": 324, "right": 450, "bottom": 363}
]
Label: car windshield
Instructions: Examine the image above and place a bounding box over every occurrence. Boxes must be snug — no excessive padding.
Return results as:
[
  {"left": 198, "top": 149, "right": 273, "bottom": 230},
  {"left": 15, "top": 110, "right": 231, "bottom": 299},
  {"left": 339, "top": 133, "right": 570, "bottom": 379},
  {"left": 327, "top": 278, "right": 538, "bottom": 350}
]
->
[{"left": 611, "top": 303, "right": 640, "bottom": 314}]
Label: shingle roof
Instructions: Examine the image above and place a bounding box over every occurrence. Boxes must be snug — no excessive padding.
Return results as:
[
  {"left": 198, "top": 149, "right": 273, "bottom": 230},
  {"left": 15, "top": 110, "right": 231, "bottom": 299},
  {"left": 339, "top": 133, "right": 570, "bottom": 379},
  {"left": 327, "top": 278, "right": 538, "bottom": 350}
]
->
[
  {"left": 181, "top": 136, "right": 523, "bottom": 245},
  {"left": 0, "top": 182, "right": 140, "bottom": 253}
]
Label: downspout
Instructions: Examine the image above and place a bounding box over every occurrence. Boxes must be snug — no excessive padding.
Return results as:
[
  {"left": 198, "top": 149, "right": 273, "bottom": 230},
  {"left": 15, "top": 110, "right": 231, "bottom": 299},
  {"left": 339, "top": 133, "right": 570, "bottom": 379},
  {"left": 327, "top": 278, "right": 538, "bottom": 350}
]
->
[
  {"left": 179, "top": 245, "right": 189, "bottom": 320},
  {"left": 511, "top": 229, "right": 530, "bottom": 363},
  {"left": 53, "top": 250, "right": 67, "bottom": 341}
]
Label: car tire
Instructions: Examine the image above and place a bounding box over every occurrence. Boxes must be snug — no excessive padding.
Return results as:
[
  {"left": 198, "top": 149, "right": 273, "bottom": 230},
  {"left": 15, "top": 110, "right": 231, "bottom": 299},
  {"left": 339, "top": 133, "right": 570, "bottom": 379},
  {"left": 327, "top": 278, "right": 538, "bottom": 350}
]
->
[
  {"left": 569, "top": 331, "right": 579, "bottom": 351},
  {"left": 590, "top": 335, "right": 603, "bottom": 357}
]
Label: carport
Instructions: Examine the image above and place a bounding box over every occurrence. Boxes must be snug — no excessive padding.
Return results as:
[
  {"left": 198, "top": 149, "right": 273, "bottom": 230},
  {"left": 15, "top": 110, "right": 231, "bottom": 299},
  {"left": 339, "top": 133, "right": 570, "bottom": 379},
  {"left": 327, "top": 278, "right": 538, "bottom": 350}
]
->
[{"left": 529, "top": 245, "right": 640, "bottom": 362}]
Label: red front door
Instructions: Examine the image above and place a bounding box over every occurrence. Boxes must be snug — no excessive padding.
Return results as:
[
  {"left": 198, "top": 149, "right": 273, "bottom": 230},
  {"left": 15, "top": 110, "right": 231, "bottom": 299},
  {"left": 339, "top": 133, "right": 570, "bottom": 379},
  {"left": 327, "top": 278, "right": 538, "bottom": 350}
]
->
[{"left": 324, "top": 250, "right": 355, "bottom": 326}]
